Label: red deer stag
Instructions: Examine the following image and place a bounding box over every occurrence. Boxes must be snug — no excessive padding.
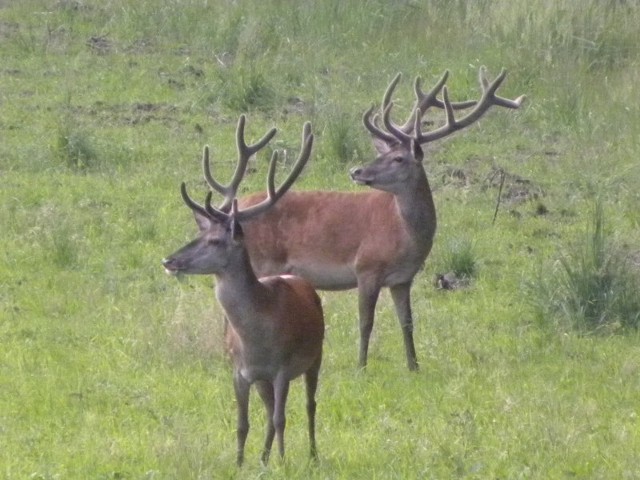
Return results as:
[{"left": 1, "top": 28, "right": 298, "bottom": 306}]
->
[
  {"left": 162, "top": 121, "right": 323, "bottom": 466},
  {"left": 205, "top": 67, "right": 525, "bottom": 371}
]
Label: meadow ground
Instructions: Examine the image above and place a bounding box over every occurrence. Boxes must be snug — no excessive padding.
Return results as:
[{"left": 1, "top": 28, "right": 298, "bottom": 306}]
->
[{"left": 1, "top": 1, "right": 640, "bottom": 478}]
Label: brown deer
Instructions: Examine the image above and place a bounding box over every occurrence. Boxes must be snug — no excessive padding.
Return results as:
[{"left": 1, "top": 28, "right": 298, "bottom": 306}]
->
[
  {"left": 205, "top": 67, "right": 525, "bottom": 371},
  {"left": 162, "top": 120, "right": 324, "bottom": 466}
]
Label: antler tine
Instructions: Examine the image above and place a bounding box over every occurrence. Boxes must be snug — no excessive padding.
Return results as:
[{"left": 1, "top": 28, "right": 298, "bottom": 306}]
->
[
  {"left": 381, "top": 102, "right": 412, "bottom": 146},
  {"left": 204, "top": 190, "right": 231, "bottom": 223},
  {"left": 237, "top": 114, "right": 278, "bottom": 160},
  {"left": 302, "top": 121, "right": 312, "bottom": 142},
  {"left": 381, "top": 73, "right": 402, "bottom": 112},
  {"left": 270, "top": 122, "right": 314, "bottom": 197},
  {"left": 479, "top": 66, "right": 527, "bottom": 109},
  {"left": 202, "top": 146, "right": 226, "bottom": 195},
  {"left": 229, "top": 198, "right": 240, "bottom": 236},
  {"left": 180, "top": 182, "right": 228, "bottom": 223},
  {"left": 392, "top": 70, "right": 478, "bottom": 134},
  {"left": 181, "top": 182, "right": 207, "bottom": 217},
  {"left": 415, "top": 67, "right": 526, "bottom": 144},
  {"left": 236, "top": 123, "right": 314, "bottom": 222},
  {"left": 203, "top": 115, "right": 278, "bottom": 212},
  {"left": 409, "top": 87, "right": 459, "bottom": 143},
  {"left": 363, "top": 105, "right": 397, "bottom": 144},
  {"left": 394, "top": 70, "right": 447, "bottom": 133}
]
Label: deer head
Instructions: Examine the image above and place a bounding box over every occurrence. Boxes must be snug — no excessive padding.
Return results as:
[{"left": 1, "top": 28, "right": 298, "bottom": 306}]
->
[
  {"left": 351, "top": 67, "right": 526, "bottom": 193},
  {"left": 162, "top": 117, "right": 313, "bottom": 276}
]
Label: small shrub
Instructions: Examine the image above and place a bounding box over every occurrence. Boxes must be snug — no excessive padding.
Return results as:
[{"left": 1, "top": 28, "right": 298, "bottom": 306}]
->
[{"left": 529, "top": 201, "right": 640, "bottom": 333}]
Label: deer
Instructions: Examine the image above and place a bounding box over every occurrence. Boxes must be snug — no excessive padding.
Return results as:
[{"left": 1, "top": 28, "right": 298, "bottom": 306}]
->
[
  {"left": 203, "top": 67, "right": 525, "bottom": 371},
  {"left": 162, "top": 120, "right": 324, "bottom": 466}
]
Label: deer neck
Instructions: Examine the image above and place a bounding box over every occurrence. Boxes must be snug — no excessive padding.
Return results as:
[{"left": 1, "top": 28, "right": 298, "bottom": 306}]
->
[
  {"left": 214, "top": 249, "right": 266, "bottom": 330},
  {"left": 393, "top": 167, "right": 437, "bottom": 243}
]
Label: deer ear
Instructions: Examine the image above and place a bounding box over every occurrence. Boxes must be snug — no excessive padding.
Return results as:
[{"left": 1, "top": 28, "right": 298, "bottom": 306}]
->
[
  {"left": 372, "top": 137, "right": 394, "bottom": 155},
  {"left": 411, "top": 139, "right": 424, "bottom": 163},
  {"left": 193, "top": 210, "right": 212, "bottom": 232}
]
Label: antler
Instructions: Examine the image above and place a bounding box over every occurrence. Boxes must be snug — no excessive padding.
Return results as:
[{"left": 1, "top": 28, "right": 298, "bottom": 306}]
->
[
  {"left": 383, "top": 71, "right": 478, "bottom": 134},
  {"left": 234, "top": 121, "right": 313, "bottom": 221},
  {"left": 183, "top": 120, "right": 314, "bottom": 223},
  {"left": 180, "top": 183, "right": 227, "bottom": 223},
  {"left": 203, "top": 114, "right": 277, "bottom": 211},
  {"left": 364, "top": 67, "right": 526, "bottom": 147}
]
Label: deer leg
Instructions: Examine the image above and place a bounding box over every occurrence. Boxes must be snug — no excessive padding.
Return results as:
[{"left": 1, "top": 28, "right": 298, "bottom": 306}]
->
[
  {"left": 304, "top": 355, "right": 322, "bottom": 460},
  {"left": 357, "top": 279, "right": 381, "bottom": 369},
  {"left": 272, "top": 374, "right": 291, "bottom": 460},
  {"left": 233, "top": 372, "right": 251, "bottom": 466},
  {"left": 390, "top": 282, "right": 419, "bottom": 371},
  {"left": 255, "top": 380, "right": 276, "bottom": 465}
]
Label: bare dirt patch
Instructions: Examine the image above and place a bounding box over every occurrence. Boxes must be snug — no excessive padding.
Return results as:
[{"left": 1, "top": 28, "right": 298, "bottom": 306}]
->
[{"left": 484, "top": 166, "right": 545, "bottom": 205}]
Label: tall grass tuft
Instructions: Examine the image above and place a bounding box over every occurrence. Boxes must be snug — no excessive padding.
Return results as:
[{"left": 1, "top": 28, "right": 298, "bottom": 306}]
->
[
  {"left": 530, "top": 201, "right": 640, "bottom": 333},
  {"left": 50, "top": 225, "right": 80, "bottom": 269},
  {"left": 321, "top": 111, "right": 365, "bottom": 164},
  {"left": 52, "top": 115, "right": 99, "bottom": 171},
  {"left": 442, "top": 238, "right": 477, "bottom": 280},
  {"left": 216, "top": 66, "right": 276, "bottom": 112}
]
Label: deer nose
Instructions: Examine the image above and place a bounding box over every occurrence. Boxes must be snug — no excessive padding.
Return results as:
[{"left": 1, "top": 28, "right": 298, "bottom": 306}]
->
[
  {"left": 162, "top": 257, "right": 179, "bottom": 274},
  {"left": 349, "top": 166, "right": 371, "bottom": 186}
]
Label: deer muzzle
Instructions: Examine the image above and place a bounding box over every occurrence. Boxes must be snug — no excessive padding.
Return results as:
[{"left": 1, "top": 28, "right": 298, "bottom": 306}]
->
[
  {"left": 349, "top": 166, "right": 372, "bottom": 186},
  {"left": 162, "top": 257, "right": 182, "bottom": 276}
]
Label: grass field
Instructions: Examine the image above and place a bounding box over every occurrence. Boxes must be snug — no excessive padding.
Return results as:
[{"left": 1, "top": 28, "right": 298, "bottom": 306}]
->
[{"left": 2, "top": 1, "right": 640, "bottom": 478}]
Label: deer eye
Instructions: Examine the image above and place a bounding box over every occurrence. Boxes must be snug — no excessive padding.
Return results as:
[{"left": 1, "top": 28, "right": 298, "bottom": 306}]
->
[
  {"left": 208, "top": 238, "right": 222, "bottom": 247},
  {"left": 393, "top": 156, "right": 404, "bottom": 163}
]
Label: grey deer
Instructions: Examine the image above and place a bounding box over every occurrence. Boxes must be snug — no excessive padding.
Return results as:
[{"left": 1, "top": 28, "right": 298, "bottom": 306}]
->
[
  {"left": 163, "top": 120, "right": 324, "bottom": 466},
  {"left": 204, "top": 67, "right": 525, "bottom": 371}
]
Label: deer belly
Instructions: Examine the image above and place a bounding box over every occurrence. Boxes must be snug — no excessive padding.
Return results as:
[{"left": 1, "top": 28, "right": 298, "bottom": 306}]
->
[
  {"left": 239, "top": 355, "right": 315, "bottom": 383},
  {"left": 239, "top": 365, "right": 275, "bottom": 383},
  {"left": 287, "top": 262, "right": 358, "bottom": 291},
  {"left": 382, "top": 258, "right": 424, "bottom": 286}
]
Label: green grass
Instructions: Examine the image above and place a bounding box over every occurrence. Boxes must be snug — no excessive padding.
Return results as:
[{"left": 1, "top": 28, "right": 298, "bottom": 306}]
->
[
  {"left": 440, "top": 237, "right": 477, "bottom": 280},
  {"left": 530, "top": 201, "right": 640, "bottom": 333},
  {"left": 2, "top": 0, "right": 640, "bottom": 478}
]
